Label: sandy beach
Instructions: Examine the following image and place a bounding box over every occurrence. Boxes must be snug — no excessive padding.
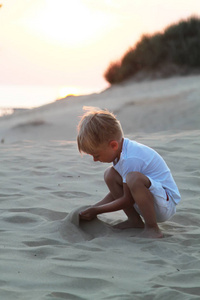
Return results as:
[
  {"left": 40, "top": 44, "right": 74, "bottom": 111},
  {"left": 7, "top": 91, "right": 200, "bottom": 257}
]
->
[{"left": 0, "top": 75, "right": 200, "bottom": 299}]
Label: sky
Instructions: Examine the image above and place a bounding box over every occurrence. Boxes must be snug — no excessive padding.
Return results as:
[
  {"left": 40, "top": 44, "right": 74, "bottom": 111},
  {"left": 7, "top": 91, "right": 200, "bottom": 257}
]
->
[{"left": 0, "top": 0, "right": 200, "bottom": 107}]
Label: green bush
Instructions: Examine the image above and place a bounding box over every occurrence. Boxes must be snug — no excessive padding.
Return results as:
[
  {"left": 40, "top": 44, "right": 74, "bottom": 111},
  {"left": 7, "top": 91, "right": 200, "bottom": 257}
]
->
[
  {"left": 104, "top": 61, "right": 122, "bottom": 84},
  {"left": 104, "top": 16, "right": 200, "bottom": 84}
]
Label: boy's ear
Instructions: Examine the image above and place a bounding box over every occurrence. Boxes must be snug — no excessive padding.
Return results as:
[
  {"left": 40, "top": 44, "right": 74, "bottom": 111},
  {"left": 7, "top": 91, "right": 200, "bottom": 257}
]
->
[{"left": 109, "top": 140, "right": 119, "bottom": 150}]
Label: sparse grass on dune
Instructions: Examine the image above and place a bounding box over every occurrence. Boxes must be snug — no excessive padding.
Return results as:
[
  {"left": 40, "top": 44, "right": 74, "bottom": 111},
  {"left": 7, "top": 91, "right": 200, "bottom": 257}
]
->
[{"left": 104, "top": 16, "right": 200, "bottom": 84}]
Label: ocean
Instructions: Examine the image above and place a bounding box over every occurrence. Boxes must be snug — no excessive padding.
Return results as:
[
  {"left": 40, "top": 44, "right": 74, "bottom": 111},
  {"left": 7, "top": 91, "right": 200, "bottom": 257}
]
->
[
  {"left": 0, "top": 85, "right": 102, "bottom": 117},
  {"left": 0, "top": 85, "right": 61, "bottom": 116}
]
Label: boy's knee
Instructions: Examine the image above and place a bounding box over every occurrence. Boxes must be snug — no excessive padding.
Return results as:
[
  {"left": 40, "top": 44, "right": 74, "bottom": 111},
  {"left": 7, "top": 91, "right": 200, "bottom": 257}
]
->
[
  {"left": 104, "top": 167, "right": 121, "bottom": 184},
  {"left": 126, "top": 172, "right": 150, "bottom": 190},
  {"left": 104, "top": 167, "right": 114, "bottom": 183},
  {"left": 126, "top": 171, "right": 142, "bottom": 183}
]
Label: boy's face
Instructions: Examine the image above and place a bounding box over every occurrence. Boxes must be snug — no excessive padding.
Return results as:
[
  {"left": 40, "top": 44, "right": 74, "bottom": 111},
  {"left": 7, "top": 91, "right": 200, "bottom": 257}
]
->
[{"left": 90, "top": 141, "right": 120, "bottom": 163}]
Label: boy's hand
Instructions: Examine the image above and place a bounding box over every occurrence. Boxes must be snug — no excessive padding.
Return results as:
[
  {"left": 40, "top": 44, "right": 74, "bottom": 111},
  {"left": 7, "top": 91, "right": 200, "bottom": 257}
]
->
[{"left": 79, "top": 207, "right": 97, "bottom": 221}]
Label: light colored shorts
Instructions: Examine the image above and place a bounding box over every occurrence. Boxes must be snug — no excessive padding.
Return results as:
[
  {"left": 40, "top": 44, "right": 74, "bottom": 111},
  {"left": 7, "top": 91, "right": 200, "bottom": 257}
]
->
[{"left": 133, "top": 177, "right": 176, "bottom": 223}]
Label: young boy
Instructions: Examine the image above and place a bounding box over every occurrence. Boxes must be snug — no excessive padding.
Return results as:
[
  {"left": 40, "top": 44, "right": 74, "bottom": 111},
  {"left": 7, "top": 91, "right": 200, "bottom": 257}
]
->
[{"left": 77, "top": 107, "right": 181, "bottom": 238}]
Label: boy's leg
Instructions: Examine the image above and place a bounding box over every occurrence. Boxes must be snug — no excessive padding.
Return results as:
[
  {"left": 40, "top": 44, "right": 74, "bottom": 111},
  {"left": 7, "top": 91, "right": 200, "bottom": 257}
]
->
[
  {"left": 126, "top": 172, "right": 163, "bottom": 238},
  {"left": 105, "top": 167, "right": 144, "bottom": 228},
  {"left": 104, "top": 166, "right": 124, "bottom": 199}
]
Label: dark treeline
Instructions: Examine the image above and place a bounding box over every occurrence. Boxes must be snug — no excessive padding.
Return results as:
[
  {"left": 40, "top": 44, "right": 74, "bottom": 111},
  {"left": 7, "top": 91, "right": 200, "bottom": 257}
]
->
[{"left": 104, "top": 16, "right": 200, "bottom": 84}]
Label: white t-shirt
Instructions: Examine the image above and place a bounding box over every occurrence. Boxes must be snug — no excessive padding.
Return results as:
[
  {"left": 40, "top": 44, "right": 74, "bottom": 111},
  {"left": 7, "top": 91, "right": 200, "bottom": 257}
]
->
[{"left": 113, "top": 138, "right": 181, "bottom": 204}]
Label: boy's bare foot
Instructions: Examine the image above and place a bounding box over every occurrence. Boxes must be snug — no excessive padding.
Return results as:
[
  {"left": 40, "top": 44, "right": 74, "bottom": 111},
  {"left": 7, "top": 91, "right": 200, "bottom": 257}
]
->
[
  {"left": 138, "top": 227, "right": 163, "bottom": 239},
  {"left": 114, "top": 219, "right": 144, "bottom": 229}
]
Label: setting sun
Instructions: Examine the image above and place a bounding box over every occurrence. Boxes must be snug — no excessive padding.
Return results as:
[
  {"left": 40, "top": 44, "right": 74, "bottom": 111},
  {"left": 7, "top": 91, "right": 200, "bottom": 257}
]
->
[
  {"left": 1, "top": 0, "right": 199, "bottom": 109},
  {"left": 58, "top": 86, "right": 80, "bottom": 98},
  {"left": 20, "top": 0, "right": 114, "bottom": 46}
]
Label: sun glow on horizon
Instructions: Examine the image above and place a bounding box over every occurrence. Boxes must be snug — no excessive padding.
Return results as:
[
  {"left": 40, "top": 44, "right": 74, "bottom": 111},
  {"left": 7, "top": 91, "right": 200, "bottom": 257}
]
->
[
  {"left": 20, "top": 0, "right": 115, "bottom": 46},
  {"left": 58, "top": 86, "right": 80, "bottom": 98}
]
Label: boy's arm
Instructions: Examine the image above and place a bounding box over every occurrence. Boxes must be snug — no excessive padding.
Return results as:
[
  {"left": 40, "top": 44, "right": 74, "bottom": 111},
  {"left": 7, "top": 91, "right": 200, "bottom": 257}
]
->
[
  {"left": 80, "top": 184, "right": 133, "bottom": 220},
  {"left": 93, "top": 192, "right": 115, "bottom": 207}
]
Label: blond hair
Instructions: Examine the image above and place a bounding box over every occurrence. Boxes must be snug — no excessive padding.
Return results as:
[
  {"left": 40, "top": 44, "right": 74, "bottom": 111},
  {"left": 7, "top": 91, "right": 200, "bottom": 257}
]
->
[{"left": 77, "top": 107, "right": 123, "bottom": 154}]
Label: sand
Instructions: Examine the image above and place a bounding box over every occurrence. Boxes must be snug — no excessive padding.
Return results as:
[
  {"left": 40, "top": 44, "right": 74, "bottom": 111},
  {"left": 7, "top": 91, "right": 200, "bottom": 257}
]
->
[{"left": 0, "top": 75, "right": 200, "bottom": 299}]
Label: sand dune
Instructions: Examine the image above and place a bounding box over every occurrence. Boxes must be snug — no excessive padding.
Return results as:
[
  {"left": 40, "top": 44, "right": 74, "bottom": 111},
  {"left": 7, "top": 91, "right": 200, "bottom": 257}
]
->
[
  {"left": 0, "top": 75, "right": 200, "bottom": 142},
  {"left": 0, "top": 75, "right": 200, "bottom": 299}
]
